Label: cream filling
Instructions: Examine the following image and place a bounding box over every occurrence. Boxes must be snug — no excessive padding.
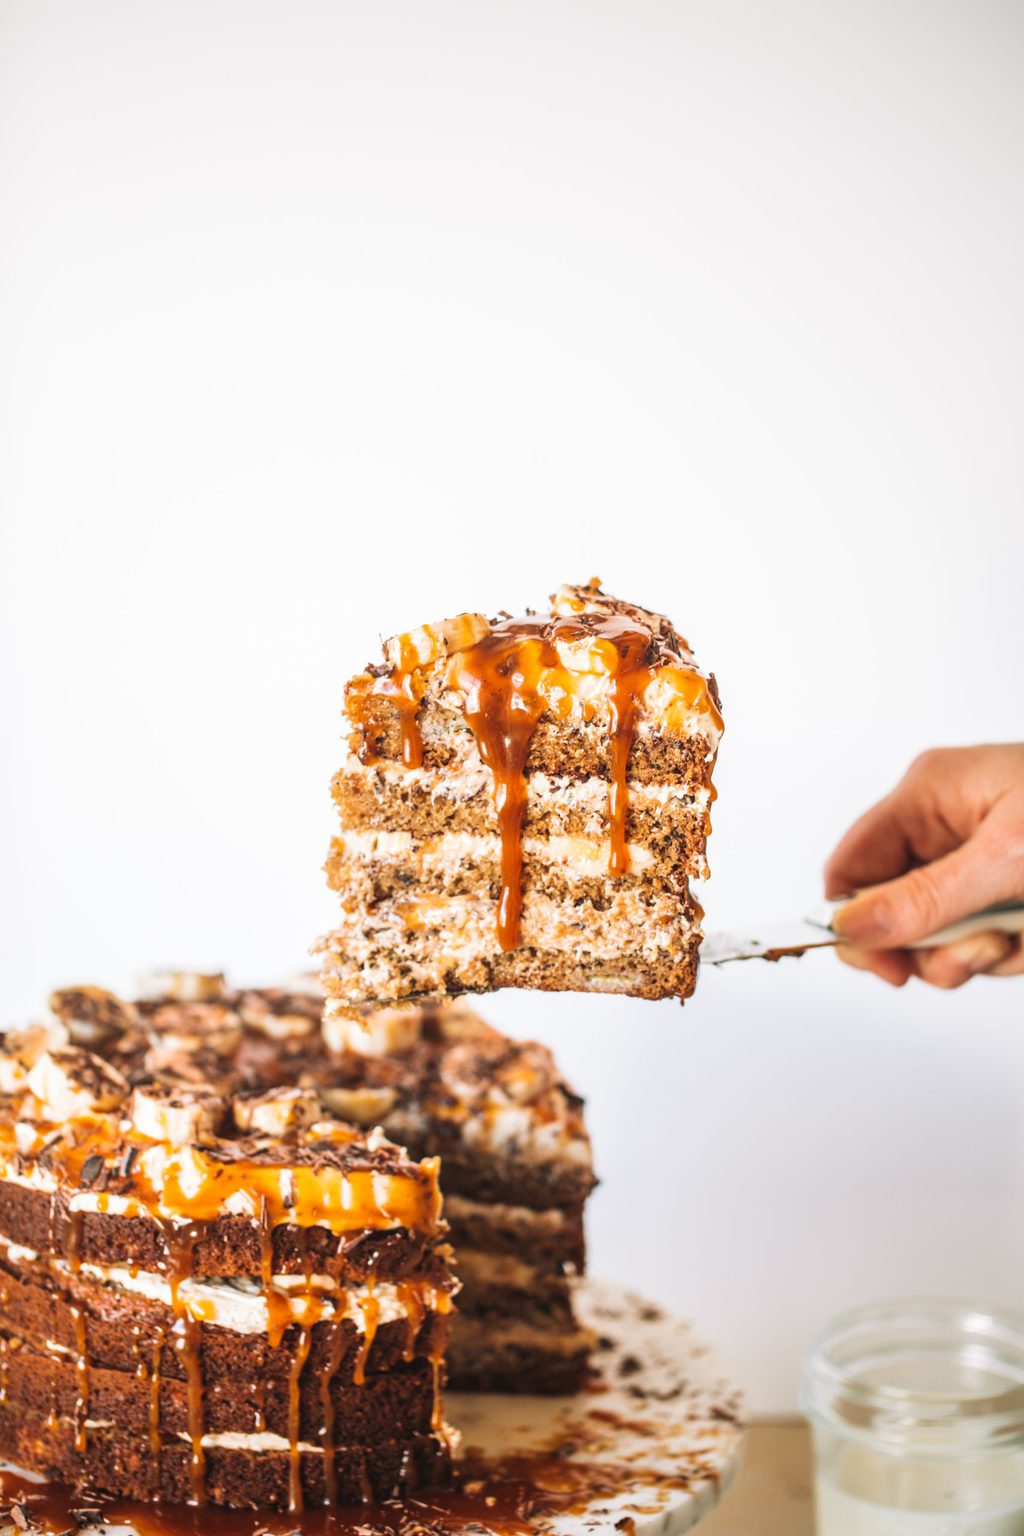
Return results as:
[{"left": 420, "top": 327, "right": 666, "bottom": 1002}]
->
[
  {"left": 341, "top": 749, "right": 712, "bottom": 815},
  {"left": 336, "top": 826, "right": 658, "bottom": 877},
  {"left": 449, "top": 1315, "right": 594, "bottom": 1353},
  {"left": 0, "top": 1234, "right": 422, "bottom": 1335},
  {"left": 455, "top": 1248, "right": 559, "bottom": 1290},
  {"left": 320, "top": 884, "right": 697, "bottom": 975},
  {"left": 444, "top": 1194, "right": 571, "bottom": 1234}
]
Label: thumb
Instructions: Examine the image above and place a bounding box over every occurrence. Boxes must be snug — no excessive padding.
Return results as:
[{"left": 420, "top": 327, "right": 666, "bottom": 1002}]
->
[{"left": 831, "top": 830, "right": 1011, "bottom": 949}]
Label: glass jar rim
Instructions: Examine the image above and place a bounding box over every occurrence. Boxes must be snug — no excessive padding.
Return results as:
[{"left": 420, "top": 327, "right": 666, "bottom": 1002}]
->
[{"left": 802, "top": 1296, "right": 1024, "bottom": 1455}]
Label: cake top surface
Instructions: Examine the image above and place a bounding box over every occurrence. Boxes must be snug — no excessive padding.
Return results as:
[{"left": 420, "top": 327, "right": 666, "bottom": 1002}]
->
[
  {"left": 0, "top": 976, "right": 591, "bottom": 1228},
  {"left": 346, "top": 579, "right": 722, "bottom": 758},
  {"left": 0, "top": 976, "right": 444, "bottom": 1237}
]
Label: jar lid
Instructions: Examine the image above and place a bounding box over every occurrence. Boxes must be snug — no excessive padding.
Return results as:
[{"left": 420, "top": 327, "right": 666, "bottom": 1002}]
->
[{"left": 802, "top": 1298, "right": 1024, "bottom": 1454}]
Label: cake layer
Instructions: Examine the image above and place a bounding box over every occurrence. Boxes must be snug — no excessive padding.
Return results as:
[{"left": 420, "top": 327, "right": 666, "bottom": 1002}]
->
[
  {"left": 0, "top": 1403, "right": 451, "bottom": 1508},
  {"left": 346, "top": 677, "right": 720, "bottom": 785},
  {"left": 0, "top": 1178, "right": 446, "bottom": 1285},
  {"left": 318, "top": 884, "right": 701, "bottom": 1004},
  {"left": 449, "top": 1248, "right": 573, "bottom": 1316},
  {"left": 443, "top": 1193, "right": 585, "bottom": 1270},
  {"left": 445, "top": 1314, "right": 593, "bottom": 1394},
  {"left": 0, "top": 1254, "right": 448, "bottom": 1386},
  {"left": 333, "top": 755, "right": 714, "bottom": 861},
  {"left": 325, "top": 829, "right": 700, "bottom": 899},
  {"left": 0, "top": 1333, "right": 438, "bottom": 1444}
]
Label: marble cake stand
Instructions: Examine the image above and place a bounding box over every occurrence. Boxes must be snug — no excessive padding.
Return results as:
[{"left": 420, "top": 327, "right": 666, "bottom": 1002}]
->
[{"left": 443, "top": 1277, "right": 746, "bottom": 1535}]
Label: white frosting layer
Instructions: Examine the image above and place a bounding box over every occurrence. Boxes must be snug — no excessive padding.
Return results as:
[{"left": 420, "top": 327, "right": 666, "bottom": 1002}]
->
[
  {"left": 0, "top": 1235, "right": 421, "bottom": 1335},
  {"left": 443, "top": 1194, "right": 571, "bottom": 1234},
  {"left": 336, "top": 826, "right": 658, "bottom": 877}
]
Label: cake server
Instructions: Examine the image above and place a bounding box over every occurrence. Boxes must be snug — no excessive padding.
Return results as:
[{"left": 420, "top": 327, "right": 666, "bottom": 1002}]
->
[{"left": 700, "top": 900, "right": 1024, "bottom": 966}]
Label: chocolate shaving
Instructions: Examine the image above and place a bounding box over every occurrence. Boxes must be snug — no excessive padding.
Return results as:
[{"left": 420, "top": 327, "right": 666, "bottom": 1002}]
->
[{"left": 78, "top": 1154, "right": 104, "bottom": 1188}]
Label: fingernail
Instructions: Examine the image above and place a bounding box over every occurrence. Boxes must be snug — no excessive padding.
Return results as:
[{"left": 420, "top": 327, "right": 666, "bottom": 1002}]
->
[{"left": 831, "top": 896, "right": 893, "bottom": 947}]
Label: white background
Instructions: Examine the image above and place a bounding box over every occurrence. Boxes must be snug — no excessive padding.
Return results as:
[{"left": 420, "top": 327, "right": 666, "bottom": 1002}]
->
[{"left": 1, "top": 0, "right": 1022, "bottom": 1414}]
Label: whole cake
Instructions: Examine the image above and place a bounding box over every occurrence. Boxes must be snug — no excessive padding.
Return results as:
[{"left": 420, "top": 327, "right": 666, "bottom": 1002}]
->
[
  {"left": 0, "top": 977, "right": 456, "bottom": 1510},
  {"left": 0, "top": 976, "right": 596, "bottom": 1507},
  {"left": 316, "top": 579, "right": 722, "bottom": 1008}
]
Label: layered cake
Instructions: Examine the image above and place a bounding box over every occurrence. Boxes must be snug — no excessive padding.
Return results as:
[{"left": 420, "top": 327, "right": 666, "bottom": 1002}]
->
[
  {"left": 316, "top": 579, "right": 722, "bottom": 1007},
  {"left": 0, "top": 977, "right": 456, "bottom": 1510},
  {"left": 318, "top": 997, "right": 596, "bottom": 1393},
  {"left": 0, "top": 976, "right": 596, "bottom": 1507}
]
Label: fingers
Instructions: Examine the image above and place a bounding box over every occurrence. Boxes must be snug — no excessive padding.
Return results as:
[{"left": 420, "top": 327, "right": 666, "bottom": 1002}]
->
[
  {"left": 912, "top": 931, "right": 1017, "bottom": 988},
  {"left": 837, "top": 932, "right": 1021, "bottom": 989},
  {"left": 836, "top": 944, "right": 914, "bottom": 987},
  {"left": 823, "top": 794, "right": 912, "bottom": 900},
  {"left": 830, "top": 823, "right": 1018, "bottom": 948}
]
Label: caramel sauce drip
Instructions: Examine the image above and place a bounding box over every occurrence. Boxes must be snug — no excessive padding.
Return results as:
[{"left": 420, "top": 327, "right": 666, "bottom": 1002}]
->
[
  {"left": 319, "top": 1319, "right": 348, "bottom": 1507},
  {"left": 397, "top": 1280, "right": 426, "bottom": 1362},
  {"left": 149, "top": 1328, "right": 166, "bottom": 1462},
  {"left": 70, "top": 1304, "right": 90, "bottom": 1453},
  {"left": 351, "top": 1276, "right": 379, "bottom": 1388},
  {"left": 286, "top": 1324, "right": 314, "bottom": 1514},
  {"left": 166, "top": 1224, "right": 206, "bottom": 1507},
  {"left": 364, "top": 610, "right": 719, "bottom": 950}
]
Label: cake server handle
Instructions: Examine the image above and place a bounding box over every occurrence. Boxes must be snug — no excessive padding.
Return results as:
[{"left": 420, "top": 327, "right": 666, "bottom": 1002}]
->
[{"left": 808, "top": 898, "right": 1024, "bottom": 949}]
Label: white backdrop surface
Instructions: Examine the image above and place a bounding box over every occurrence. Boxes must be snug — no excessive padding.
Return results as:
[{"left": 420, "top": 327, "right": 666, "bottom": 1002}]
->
[{"left": 1, "top": 0, "right": 1022, "bottom": 1413}]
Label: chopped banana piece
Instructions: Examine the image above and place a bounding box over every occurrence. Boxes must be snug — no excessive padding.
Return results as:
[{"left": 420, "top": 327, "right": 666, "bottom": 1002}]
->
[
  {"left": 144, "top": 1002, "right": 242, "bottom": 1056},
  {"left": 319, "top": 1084, "right": 398, "bottom": 1127},
  {"left": 322, "top": 1005, "right": 422, "bottom": 1058},
  {"left": 27, "top": 1048, "right": 129, "bottom": 1120},
  {"left": 49, "top": 985, "right": 138, "bottom": 1046},
  {"left": 383, "top": 612, "right": 491, "bottom": 671},
  {"left": 233, "top": 1086, "right": 320, "bottom": 1137},
  {"left": 137, "top": 971, "right": 227, "bottom": 1004},
  {"left": 129, "top": 1082, "right": 224, "bottom": 1146}
]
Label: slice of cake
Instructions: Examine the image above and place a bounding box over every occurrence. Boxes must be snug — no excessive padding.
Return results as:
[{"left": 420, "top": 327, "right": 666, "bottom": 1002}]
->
[
  {"left": 316, "top": 998, "right": 597, "bottom": 1393},
  {"left": 0, "top": 977, "right": 456, "bottom": 1510},
  {"left": 316, "top": 579, "right": 722, "bottom": 1007}
]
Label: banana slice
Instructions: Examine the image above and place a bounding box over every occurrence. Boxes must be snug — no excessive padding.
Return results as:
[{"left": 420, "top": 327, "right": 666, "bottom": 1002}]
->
[
  {"left": 236, "top": 994, "right": 318, "bottom": 1042},
  {"left": 322, "top": 1004, "right": 422, "bottom": 1059},
  {"left": 129, "top": 1082, "right": 224, "bottom": 1146},
  {"left": 145, "top": 1002, "right": 242, "bottom": 1056},
  {"left": 383, "top": 612, "right": 491, "bottom": 672},
  {"left": 0, "top": 1018, "right": 71, "bottom": 1091},
  {"left": 27, "top": 1048, "right": 129, "bottom": 1121},
  {"left": 49, "top": 986, "right": 138, "bottom": 1046},
  {"left": 137, "top": 971, "right": 227, "bottom": 1003},
  {"left": 319, "top": 1084, "right": 398, "bottom": 1127},
  {"left": 232, "top": 1087, "right": 320, "bottom": 1137}
]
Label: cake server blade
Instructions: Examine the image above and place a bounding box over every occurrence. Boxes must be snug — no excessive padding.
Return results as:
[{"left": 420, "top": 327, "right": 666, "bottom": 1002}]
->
[{"left": 700, "top": 900, "right": 1024, "bottom": 967}]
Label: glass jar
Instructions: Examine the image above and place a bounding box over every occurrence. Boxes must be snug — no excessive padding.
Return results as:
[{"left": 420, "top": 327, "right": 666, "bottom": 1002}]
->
[{"left": 802, "top": 1298, "right": 1024, "bottom": 1535}]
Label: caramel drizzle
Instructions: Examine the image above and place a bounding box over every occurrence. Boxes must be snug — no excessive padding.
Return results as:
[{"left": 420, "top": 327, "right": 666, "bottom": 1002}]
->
[
  {"left": 148, "top": 1328, "right": 165, "bottom": 1462},
  {"left": 165, "top": 1223, "right": 206, "bottom": 1506},
  {"left": 319, "top": 1319, "right": 348, "bottom": 1507},
  {"left": 58, "top": 1209, "right": 90, "bottom": 1449},
  {"left": 286, "top": 1324, "right": 313, "bottom": 1514},
  {"left": 351, "top": 1275, "right": 379, "bottom": 1387},
  {"left": 368, "top": 610, "right": 712, "bottom": 950},
  {"left": 69, "top": 1304, "right": 89, "bottom": 1452}
]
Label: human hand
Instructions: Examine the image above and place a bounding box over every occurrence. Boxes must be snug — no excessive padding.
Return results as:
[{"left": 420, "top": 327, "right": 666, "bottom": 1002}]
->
[{"left": 824, "top": 744, "right": 1024, "bottom": 988}]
